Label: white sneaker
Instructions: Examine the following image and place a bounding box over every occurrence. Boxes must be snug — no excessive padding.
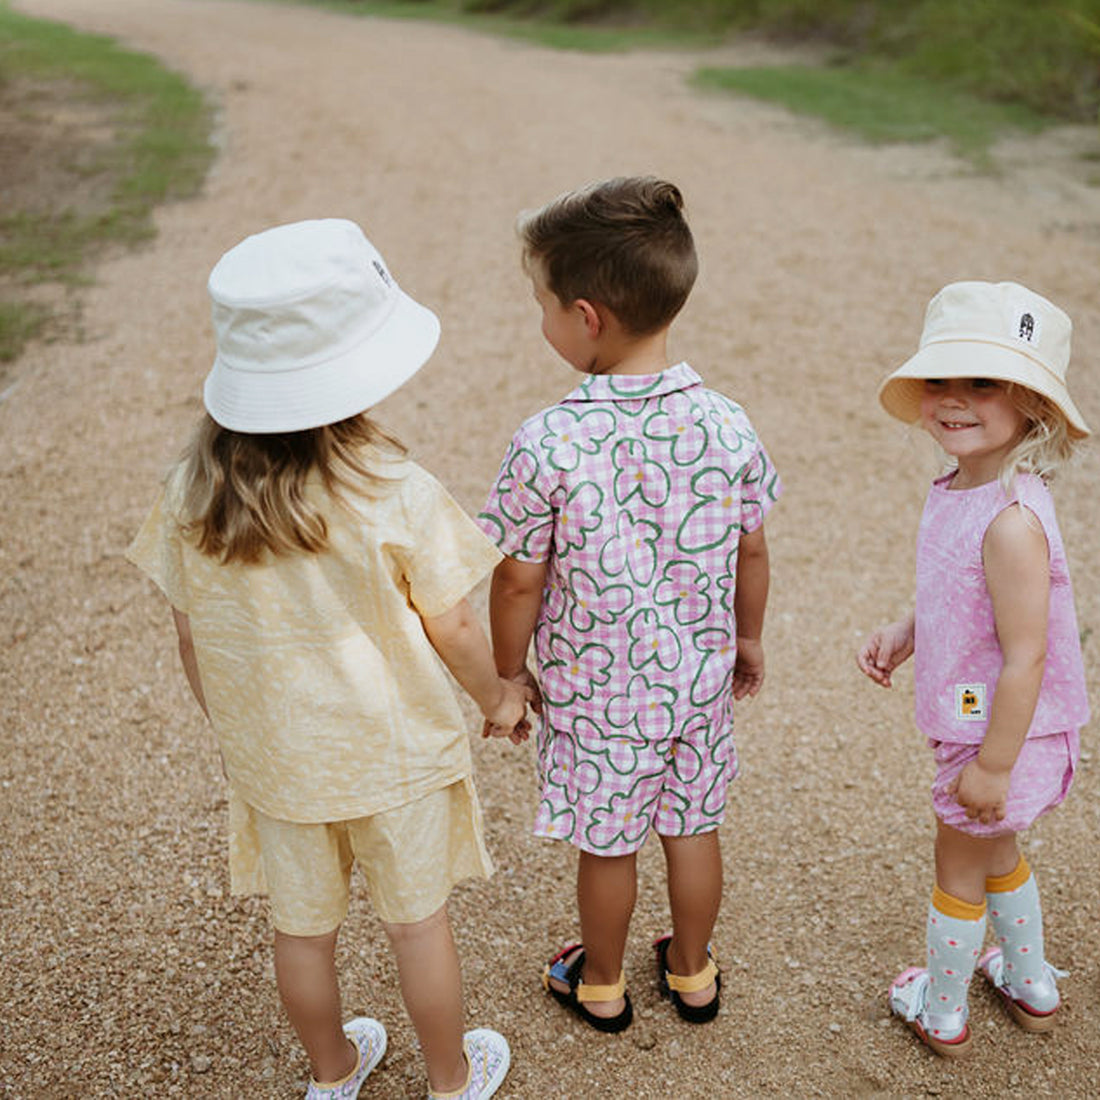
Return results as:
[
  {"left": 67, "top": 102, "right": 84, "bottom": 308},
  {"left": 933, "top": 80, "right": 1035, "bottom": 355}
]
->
[
  {"left": 305, "top": 1017, "right": 387, "bottom": 1099},
  {"left": 428, "top": 1028, "right": 511, "bottom": 1099}
]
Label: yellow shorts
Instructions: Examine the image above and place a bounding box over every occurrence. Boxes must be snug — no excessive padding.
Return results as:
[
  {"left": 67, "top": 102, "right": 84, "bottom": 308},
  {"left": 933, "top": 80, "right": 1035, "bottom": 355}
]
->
[{"left": 231, "top": 778, "right": 493, "bottom": 935}]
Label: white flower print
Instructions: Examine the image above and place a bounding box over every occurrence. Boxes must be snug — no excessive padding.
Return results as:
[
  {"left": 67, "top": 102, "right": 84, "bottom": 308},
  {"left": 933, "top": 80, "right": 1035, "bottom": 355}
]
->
[
  {"left": 541, "top": 634, "right": 614, "bottom": 706},
  {"left": 605, "top": 672, "right": 676, "bottom": 740},
  {"left": 567, "top": 567, "right": 633, "bottom": 633},
  {"left": 626, "top": 608, "right": 682, "bottom": 672},
  {"left": 494, "top": 445, "right": 551, "bottom": 525},
  {"left": 555, "top": 481, "right": 604, "bottom": 556},
  {"left": 654, "top": 560, "right": 712, "bottom": 625},
  {"left": 708, "top": 396, "right": 754, "bottom": 454},
  {"left": 642, "top": 400, "right": 708, "bottom": 466},
  {"left": 676, "top": 466, "right": 748, "bottom": 553},
  {"left": 599, "top": 510, "right": 661, "bottom": 586},
  {"left": 689, "top": 628, "right": 735, "bottom": 706},
  {"left": 538, "top": 407, "right": 615, "bottom": 472},
  {"left": 611, "top": 437, "right": 670, "bottom": 508}
]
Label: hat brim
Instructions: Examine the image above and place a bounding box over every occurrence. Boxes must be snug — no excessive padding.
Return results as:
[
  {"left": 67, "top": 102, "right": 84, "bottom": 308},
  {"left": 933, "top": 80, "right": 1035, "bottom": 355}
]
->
[
  {"left": 203, "top": 290, "right": 440, "bottom": 433},
  {"left": 879, "top": 339, "right": 1090, "bottom": 439}
]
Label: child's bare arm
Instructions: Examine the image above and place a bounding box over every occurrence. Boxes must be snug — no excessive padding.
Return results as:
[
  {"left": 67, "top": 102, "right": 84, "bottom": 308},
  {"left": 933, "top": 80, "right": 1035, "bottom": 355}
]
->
[
  {"left": 172, "top": 608, "right": 210, "bottom": 720},
  {"left": 421, "top": 598, "right": 528, "bottom": 732},
  {"left": 951, "top": 505, "right": 1049, "bottom": 824},
  {"left": 732, "top": 526, "right": 769, "bottom": 698},
  {"left": 489, "top": 557, "right": 547, "bottom": 687},
  {"left": 857, "top": 612, "right": 916, "bottom": 688}
]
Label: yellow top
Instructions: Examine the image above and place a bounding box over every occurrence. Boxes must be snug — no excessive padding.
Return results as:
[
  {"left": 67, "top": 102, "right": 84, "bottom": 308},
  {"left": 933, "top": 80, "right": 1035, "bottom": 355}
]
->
[{"left": 127, "top": 456, "right": 501, "bottom": 823}]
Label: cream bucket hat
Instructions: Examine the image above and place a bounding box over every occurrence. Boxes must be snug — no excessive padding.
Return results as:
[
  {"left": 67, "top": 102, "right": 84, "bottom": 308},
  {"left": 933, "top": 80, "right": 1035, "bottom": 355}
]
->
[
  {"left": 878, "top": 280, "right": 1090, "bottom": 438},
  {"left": 204, "top": 219, "right": 440, "bottom": 433}
]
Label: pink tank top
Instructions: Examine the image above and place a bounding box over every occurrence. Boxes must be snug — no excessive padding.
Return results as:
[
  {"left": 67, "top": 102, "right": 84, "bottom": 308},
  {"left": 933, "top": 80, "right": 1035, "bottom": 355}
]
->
[{"left": 914, "top": 472, "right": 1089, "bottom": 745}]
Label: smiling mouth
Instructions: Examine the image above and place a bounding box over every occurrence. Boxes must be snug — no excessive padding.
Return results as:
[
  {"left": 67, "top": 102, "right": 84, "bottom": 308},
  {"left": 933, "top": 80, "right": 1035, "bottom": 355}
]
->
[{"left": 940, "top": 420, "right": 977, "bottom": 429}]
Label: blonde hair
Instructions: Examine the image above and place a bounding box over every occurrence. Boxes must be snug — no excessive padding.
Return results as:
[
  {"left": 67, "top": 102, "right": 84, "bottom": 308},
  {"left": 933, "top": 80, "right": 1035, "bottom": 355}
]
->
[
  {"left": 177, "top": 413, "right": 405, "bottom": 564},
  {"left": 998, "top": 383, "right": 1077, "bottom": 492}
]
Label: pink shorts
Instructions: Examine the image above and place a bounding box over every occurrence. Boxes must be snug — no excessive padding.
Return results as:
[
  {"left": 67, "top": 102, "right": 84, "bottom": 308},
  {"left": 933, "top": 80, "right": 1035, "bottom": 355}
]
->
[
  {"left": 534, "top": 705, "right": 738, "bottom": 855},
  {"left": 930, "top": 730, "right": 1079, "bottom": 837}
]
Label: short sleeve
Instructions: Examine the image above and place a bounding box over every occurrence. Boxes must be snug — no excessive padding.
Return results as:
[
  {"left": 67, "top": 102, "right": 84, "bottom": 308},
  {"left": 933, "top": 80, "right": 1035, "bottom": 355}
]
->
[
  {"left": 125, "top": 481, "right": 190, "bottom": 612},
  {"left": 739, "top": 438, "right": 782, "bottom": 534},
  {"left": 477, "top": 434, "right": 554, "bottom": 563},
  {"left": 392, "top": 466, "right": 502, "bottom": 618}
]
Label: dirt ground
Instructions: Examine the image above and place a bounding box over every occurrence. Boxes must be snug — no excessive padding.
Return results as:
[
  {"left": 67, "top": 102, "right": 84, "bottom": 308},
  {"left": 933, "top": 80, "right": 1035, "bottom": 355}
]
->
[{"left": 2, "top": 1, "right": 1100, "bottom": 1096}]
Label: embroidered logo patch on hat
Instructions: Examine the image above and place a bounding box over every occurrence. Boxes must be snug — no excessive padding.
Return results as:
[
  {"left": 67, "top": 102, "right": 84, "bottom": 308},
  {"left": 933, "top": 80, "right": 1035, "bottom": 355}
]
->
[{"left": 1004, "top": 287, "right": 1042, "bottom": 348}]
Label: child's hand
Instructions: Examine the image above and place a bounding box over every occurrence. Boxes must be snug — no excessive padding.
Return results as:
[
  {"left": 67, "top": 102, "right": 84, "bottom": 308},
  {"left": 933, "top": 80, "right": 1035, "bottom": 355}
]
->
[
  {"left": 482, "top": 677, "right": 532, "bottom": 745},
  {"left": 732, "top": 637, "right": 764, "bottom": 699},
  {"left": 948, "top": 760, "right": 1009, "bottom": 825},
  {"left": 508, "top": 666, "right": 542, "bottom": 716},
  {"left": 857, "top": 615, "right": 915, "bottom": 688}
]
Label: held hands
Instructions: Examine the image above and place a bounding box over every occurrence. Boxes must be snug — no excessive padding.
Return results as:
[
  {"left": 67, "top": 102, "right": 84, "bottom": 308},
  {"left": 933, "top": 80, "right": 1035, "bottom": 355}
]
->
[
  {"left": 857, "top": 615, "right": 915, "bottom": 688},
  {"left": 732, "top": 637, "right": 765, "bottom": 700},
  {"left": 482, "top": 668, "right": 542, "bottom": 746},
  {"left": 948, "top": 759, "right": 1010, "bottom": 825}
]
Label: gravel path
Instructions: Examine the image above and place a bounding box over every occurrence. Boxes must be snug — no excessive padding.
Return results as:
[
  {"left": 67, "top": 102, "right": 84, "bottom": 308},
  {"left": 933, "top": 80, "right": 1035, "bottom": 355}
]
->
[{"left": 3, "top": 1, "right": 1099, "bottom": 1095}]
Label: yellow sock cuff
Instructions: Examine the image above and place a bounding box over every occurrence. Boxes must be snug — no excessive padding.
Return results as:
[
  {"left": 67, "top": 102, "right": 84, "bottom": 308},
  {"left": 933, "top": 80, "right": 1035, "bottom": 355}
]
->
[
  {"left": 932, "top": 884, "right": 987, "bottom": 921},
  {"left": 985, "top": 855, "right": 1031, "bottom": 895}
]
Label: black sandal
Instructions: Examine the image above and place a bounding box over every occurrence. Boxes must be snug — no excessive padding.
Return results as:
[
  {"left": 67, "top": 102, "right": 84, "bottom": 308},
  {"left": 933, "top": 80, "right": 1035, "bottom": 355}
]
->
[
  {"left": 654, "top": 934, "right": 721, "bottom": 1024},
  {"left": 542, "top": 944, "right": 633, "bottom": 1034}
]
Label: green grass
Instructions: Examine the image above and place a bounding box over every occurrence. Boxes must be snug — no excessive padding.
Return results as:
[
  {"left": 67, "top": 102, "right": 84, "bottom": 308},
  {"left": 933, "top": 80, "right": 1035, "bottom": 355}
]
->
[
  {"left": 0, "top": 301, "right": 49, "bottom": 372},
  {"left": 267, "top": 0, "right": 1094, "bottom": 156},
  {"left": 297, "top": 0, "right": 1100, "bottom": 121},
  {"left": 262, "top": 0, "right": 717, "bottom": 50},
  {"left": 693, "top": 64, "right": 1046, "bottom": 165},
  {"left": 0, "top": 5, "right": 214, "bottom": 363}
]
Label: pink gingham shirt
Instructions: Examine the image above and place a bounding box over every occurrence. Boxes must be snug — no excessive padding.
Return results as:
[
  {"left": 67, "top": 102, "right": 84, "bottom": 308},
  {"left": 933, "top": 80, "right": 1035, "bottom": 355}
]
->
[{"left": 479, "top": 363, "right": 781, "bottom": 744}]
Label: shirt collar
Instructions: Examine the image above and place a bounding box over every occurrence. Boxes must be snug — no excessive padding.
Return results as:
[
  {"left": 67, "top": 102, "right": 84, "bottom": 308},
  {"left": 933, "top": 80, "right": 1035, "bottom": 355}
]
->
[{"left": 561, "top": 362, "right": 702, "bottom": 404}]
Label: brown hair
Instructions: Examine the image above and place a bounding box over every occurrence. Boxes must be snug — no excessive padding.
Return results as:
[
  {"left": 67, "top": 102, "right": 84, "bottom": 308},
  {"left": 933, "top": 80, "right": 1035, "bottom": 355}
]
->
[
  {"left": 177, "top": 413, "right": 405, "bottom": 564},
  {"left": 518, "top": 176, "right": 698, "bottom": 335}
]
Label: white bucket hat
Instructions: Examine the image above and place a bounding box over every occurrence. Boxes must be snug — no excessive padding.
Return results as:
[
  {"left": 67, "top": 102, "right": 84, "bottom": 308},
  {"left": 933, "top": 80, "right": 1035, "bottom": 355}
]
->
[
  {"left": 203, "top": 218, "right": 440, "bottom": 433},
  {"left": 878, "top": 280, "right": 1090, "bottom": 439}
]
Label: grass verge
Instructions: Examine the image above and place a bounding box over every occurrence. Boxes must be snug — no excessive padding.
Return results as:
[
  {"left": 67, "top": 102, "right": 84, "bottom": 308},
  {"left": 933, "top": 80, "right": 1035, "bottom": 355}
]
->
[
  {"left": 0, "top": 5, "right": 215, "bottom": 365},
  {"left": 693, "top": 64, "right": 1047, "bottom": 167},
  {"left": 265, "top": 0, "right": 1079, "bottom": 168},
  {"left": 263, "top": 0, "right": 719, "bottom": 50}
]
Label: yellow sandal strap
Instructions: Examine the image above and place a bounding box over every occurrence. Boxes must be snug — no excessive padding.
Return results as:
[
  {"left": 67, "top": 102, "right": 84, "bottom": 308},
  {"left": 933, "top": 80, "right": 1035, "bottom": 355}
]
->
[
  {"left": 666, "top": 957, "right": 718, "bottom": 995},
  {"left": 576, "top": 971, "right": 626, "bottom": 1003}
]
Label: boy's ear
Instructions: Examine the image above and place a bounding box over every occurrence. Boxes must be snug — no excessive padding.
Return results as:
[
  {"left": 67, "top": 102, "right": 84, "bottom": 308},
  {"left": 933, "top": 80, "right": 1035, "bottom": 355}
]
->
[{"left": 575, "top": 298, "right": 603, "bottom": 338}]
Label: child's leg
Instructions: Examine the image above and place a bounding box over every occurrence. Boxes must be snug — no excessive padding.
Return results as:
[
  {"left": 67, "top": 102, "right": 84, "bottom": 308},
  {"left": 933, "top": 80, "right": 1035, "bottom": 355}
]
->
[
  {"left": 273, "top": 928, "right": 357, "bottom": 1083},
  {"left": 895, "top": 823, "right": 1017, "bottom": 1046},
  {"left": 983, "top": 851, "right": 1063, "bottom": 1020},
  {"left": 546, "top": 850, "right": 636, "bottom": 1019},
  {"left": 660, "top": 831, "right": 722, "bottom": 1009},
  {"left": 382, "top": 903, "right": 467, "bottom": 1094},
  {"left": 934, "top": 819, "right": 1019, "bottom": 904},
  {"left": 578, "top": 849, "right": 636, "bottom": 1015}
]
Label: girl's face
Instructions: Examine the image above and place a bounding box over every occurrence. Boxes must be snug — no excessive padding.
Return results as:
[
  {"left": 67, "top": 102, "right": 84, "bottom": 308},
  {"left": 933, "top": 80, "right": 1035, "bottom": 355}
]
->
[{"left": 919, "top": 377, "right": 1027, "bottom": 486}]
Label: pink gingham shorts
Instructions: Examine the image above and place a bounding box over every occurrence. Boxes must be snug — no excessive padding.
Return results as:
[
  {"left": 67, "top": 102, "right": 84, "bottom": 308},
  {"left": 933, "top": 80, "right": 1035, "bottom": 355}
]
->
[
  {"left": 930, "top": 729, "right": 1079, "bottom": 836},
  {"left": 534, "top": 706, "right": 738, "bottom": 856}
]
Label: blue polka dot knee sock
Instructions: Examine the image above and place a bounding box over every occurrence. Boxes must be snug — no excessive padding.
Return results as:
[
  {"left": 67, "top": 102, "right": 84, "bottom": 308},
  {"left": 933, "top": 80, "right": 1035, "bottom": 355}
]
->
[
  {"left": 925, "top": 886, "right": 986, "bottom": 1035},
  {"left": 986, "top": 855, "right": 1058, "bottom": 1012}
]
